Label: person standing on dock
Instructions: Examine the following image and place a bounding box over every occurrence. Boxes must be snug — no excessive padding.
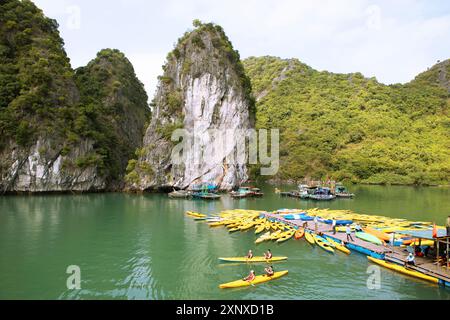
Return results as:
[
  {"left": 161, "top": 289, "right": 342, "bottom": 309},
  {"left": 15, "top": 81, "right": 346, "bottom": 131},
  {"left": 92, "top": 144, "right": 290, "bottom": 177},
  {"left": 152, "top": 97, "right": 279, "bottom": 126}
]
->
[
  {"left": 314, "top": 216, "right": 319, "bottom": 234},
  {"left": 346, "top": 225, "right": 354, "bottom": 242},
  {"left": 332, "top": 219, "right": 337, "bottom": 234},
  {"left": 405, "top": 253, "right": 416, "bottom": 267},
  {"left": 446, "top": 215, "right": 450, "bottom": 236}
]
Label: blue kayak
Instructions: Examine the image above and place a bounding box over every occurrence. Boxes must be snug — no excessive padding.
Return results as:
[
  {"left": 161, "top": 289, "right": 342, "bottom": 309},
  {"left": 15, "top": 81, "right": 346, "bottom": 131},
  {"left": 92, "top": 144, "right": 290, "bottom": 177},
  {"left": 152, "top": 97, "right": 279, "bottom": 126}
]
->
[
  {"left": 321, "top": 219, "right": 353, "bottom": 226},
  {"left": 283, "top": 213, "right": 307, "bottom": 220}
]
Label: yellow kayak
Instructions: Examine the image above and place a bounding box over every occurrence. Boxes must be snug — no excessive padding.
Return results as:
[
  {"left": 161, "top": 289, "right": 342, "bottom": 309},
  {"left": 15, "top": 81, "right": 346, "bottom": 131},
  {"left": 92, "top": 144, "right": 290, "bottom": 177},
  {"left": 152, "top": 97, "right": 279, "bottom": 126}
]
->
[
  {"left": 209, "top": 221, "right": 225, "bottom": 227},
  {"left": 276, "top": 230, "right": 295, "bottom": 243},
  {"left": 304, "top": 231, "right": 315, "bottom": 245},
  {"left": 255, "top": 231, "right": 271, "bottom": 244},
  {"left": 240, "top": 222, "right": 255, "bottom": 231},
  {"left": 409, "top": 239, "right": 435, "bottom": 247},
  {"left": 268, "top": 230, "right": 282, "bottom": 240},
  {"left": 325, "top": 237, "right": 351, "bottom": 255},
  {"left": 313, "top": 234, "right": 334, "bottom": 253},
  {"left": 218, "top": 256, "right": 288, "bottom": 263},
  {"left": 219, "top": 271, "right": 288, "bottom": 289},
  {"left": 367, "top": 256, "right": 438, "bottom": 284},
  {"left": 255, "top": 224, "right": 266, "bottom": 234},
  {"left": 186, "top": 211, "right": 207, "bottom": 218}
]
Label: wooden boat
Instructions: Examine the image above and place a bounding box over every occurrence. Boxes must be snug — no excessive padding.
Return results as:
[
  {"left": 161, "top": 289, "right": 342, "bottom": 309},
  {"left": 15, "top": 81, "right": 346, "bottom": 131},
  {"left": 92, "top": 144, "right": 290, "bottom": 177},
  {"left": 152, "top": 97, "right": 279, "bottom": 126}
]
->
[
  {"left": 334, "top": 184, "right": 355, "bottom": 198},
  {"left": 192, "top": 192, "right": 221, "bottom": 200}
]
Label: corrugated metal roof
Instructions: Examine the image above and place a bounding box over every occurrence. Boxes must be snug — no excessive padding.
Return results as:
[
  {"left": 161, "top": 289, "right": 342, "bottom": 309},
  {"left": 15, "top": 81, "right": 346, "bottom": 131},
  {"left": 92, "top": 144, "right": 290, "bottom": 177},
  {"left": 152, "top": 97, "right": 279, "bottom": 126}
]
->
[{"left": 396, "top": 229, "right": 448, "bottom": 240}]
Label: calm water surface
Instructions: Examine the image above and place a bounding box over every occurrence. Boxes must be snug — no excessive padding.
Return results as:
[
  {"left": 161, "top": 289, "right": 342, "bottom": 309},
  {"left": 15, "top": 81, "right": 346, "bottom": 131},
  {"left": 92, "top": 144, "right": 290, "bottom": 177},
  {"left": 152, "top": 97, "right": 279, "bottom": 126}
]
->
[{"left": 0, "top": 184, "right": 449, "bottom": 300}]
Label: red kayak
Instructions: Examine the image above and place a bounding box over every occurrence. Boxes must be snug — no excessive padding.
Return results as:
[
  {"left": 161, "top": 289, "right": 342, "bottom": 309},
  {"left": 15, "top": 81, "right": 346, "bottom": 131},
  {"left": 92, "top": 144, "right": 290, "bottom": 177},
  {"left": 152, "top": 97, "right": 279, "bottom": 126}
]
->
[{"left": 294, "top": 228, "right": 305, "bottom": 240}]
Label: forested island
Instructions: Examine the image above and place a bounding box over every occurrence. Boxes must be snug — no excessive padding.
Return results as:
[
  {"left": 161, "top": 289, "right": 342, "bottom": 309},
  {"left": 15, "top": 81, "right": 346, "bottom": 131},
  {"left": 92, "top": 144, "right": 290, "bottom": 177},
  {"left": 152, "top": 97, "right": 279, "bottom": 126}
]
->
[{"left": 0, "top": 0, "right": 448, "bottom": 194}]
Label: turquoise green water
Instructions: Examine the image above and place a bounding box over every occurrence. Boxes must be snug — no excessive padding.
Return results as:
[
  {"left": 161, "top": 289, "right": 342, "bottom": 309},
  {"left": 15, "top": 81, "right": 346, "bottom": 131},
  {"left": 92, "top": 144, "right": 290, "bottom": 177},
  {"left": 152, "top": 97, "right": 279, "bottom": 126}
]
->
[{"left": 0, "top": 184, "right": 449, "bottom": 300}]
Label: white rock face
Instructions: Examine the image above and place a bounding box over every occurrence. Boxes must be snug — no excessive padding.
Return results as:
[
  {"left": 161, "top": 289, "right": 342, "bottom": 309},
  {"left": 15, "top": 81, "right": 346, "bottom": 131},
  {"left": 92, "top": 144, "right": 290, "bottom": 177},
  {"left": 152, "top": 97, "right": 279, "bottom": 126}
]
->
[
  {"left": 0, "top": 138, "right": 106, "bottom": 193},
  {"left": 129, "top": 24, "right": 255, "bottom": 191}
]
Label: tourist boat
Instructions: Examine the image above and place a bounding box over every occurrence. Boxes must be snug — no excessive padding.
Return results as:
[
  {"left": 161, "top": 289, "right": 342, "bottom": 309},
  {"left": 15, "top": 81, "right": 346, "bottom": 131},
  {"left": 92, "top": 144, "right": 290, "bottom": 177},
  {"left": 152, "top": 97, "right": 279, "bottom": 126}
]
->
[
  {"left": 308, "top": 187, "right": 336, "bottom": 201},
  {"left": 230, "top": 187, "right": 264, "bottom": 198},
  {"left": 230, "top": 187, "right": 253, "bottom": 198},
  {"left": 334, "top": 184, "right": 355, "bottom": 198},
  {"left": 168, "top": 190, "right": 192, "bottom": 198},
  {"left": 192, "top": 192, "right": 221, "bottom": 200},
  {"left": 296, "top": 184, "right": 310, "bottom": 199},
  {"left": 189, "top": 184, "right": 218, "bottom": 193},
  {"left": 250, "top": 188, "right": 264, "bottom": 197}
]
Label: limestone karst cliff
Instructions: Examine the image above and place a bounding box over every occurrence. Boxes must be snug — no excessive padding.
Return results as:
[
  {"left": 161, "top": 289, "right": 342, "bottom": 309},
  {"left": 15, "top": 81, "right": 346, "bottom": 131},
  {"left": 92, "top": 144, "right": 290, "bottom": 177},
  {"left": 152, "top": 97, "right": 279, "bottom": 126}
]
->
[
  {"left": 126, "top": 21, "right": 256, "bottom": 191},
  {"left": 0, "top": 0, "right": 150, "bottom": 193}
]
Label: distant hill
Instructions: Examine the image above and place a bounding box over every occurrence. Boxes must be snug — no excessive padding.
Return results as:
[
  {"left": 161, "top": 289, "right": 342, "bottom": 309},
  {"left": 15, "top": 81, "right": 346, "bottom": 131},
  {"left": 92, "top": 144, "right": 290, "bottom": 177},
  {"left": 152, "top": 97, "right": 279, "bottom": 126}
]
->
[{"left": 243, "top": 56, "right": 450, "bottom": 185}]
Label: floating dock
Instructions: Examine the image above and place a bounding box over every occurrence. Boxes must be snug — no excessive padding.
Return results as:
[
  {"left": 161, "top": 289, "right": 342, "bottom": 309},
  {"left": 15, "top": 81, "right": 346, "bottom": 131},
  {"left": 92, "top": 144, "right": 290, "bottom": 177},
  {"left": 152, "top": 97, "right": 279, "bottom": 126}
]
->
[
  {"left": 263, "top": 212, "right": 390, "bottom": 259},
  {"left": 263, "top": 212, "right": 450, "bottom": 287}
]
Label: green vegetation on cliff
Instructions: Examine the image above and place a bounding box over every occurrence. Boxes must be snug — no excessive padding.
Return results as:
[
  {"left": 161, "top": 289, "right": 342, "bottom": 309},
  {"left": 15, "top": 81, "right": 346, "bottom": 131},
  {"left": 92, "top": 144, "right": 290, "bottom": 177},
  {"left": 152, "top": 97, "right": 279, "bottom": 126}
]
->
[
  {"left": 244, "top": 56, "right": 450, "bottom": 185},
  {"left": 0, "top": 0, "right": 76, "bottom": 148},
  {"left": 0, "top": 0, "right": 150, "bottom": 188},
  {"left": 74, "top": 49, "right": 150, "bottom": 180}
]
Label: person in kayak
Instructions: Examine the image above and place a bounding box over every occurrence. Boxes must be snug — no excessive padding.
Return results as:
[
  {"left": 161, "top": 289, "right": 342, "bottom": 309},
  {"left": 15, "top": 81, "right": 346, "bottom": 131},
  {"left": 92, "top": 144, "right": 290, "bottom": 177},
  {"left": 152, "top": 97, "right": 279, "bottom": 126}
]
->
[
  {"left": 264, "top": 266, "right": 274, "bottom": 277},
  {"left": 246, "top": 250, "right": 254, "bottom": 260},
  {"left": 405, "top": 253, "right": 416, "bottom": 267},
  {"left": 264, "top": 249, "right": 273, "bottom": 260},
  {"left": 346, "top": 225, "right": 354, "bottom": 242},
  {"left": 243, "top": 270, "right": 256, "bottom": 282}
]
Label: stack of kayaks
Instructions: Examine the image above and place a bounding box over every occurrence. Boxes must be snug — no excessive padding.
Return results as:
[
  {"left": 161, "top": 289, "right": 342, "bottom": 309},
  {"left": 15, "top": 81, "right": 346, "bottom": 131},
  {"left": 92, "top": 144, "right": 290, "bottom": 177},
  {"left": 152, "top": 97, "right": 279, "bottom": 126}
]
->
[
  {"left": 276, "top": 230, "right": 295, "bottom": 243},
  {"left": 255, "top": 231, "right": 271, "bottom": 244},
  {"left": 219, "top": 271, "right": 289, "bottom": 289}
]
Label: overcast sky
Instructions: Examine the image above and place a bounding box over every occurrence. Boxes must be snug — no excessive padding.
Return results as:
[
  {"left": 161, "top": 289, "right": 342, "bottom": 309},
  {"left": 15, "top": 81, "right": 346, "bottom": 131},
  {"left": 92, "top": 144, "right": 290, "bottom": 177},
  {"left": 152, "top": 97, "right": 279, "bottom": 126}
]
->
[{"left": 33, "top": 0, "right": 450, "bottom": 98}]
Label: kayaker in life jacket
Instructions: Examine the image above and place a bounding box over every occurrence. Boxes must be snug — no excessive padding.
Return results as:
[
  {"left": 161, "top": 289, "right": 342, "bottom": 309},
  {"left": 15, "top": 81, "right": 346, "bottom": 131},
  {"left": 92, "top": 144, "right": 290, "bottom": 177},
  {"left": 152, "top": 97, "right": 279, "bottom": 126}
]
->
[
  {"left": 246, "top": 250, "right": 254, "bottom": 259},
  {"left": 243, "top": 270, "right": 256, "bottom": 282},
  {"left": 264, "top": 249, "right": 273, "bottom": 260},
  {"left": 265, "top": 266, "right": 274, "bottom": 277}
]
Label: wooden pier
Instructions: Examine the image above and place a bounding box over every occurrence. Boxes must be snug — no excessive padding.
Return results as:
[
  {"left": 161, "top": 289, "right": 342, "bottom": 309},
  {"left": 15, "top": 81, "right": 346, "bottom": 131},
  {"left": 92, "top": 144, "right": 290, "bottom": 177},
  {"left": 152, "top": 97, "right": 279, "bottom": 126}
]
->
[
  {"left": 385, "top": 247, "right": 450, "bottom": 286},
  {"left": 263, "top": 212, "right": 450, "bottom": 287},
  {"left": 264, "top": 213, "right": 391, "bottom": 259}
]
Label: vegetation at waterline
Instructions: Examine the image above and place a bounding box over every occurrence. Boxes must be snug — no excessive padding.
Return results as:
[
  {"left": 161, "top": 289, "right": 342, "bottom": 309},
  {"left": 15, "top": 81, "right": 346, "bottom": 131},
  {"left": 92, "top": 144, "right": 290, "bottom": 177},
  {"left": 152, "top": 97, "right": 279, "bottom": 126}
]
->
[{"left": 244, "top": 56, "right": 450, "bottom": 186}]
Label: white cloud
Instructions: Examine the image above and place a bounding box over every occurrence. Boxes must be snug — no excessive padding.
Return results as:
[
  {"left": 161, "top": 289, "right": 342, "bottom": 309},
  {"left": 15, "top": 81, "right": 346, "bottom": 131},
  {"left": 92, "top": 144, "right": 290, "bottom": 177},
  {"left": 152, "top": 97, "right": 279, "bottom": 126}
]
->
[{"left": 32, "top": 0, "right": 450, "bottom": 96}]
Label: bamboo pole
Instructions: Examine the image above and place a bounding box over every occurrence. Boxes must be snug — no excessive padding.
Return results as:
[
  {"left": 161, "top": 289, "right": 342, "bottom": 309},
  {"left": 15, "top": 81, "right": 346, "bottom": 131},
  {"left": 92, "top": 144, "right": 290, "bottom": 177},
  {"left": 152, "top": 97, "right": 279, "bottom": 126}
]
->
[{"left": 446, "top": 237, "right": 450, "bottom": 270}]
